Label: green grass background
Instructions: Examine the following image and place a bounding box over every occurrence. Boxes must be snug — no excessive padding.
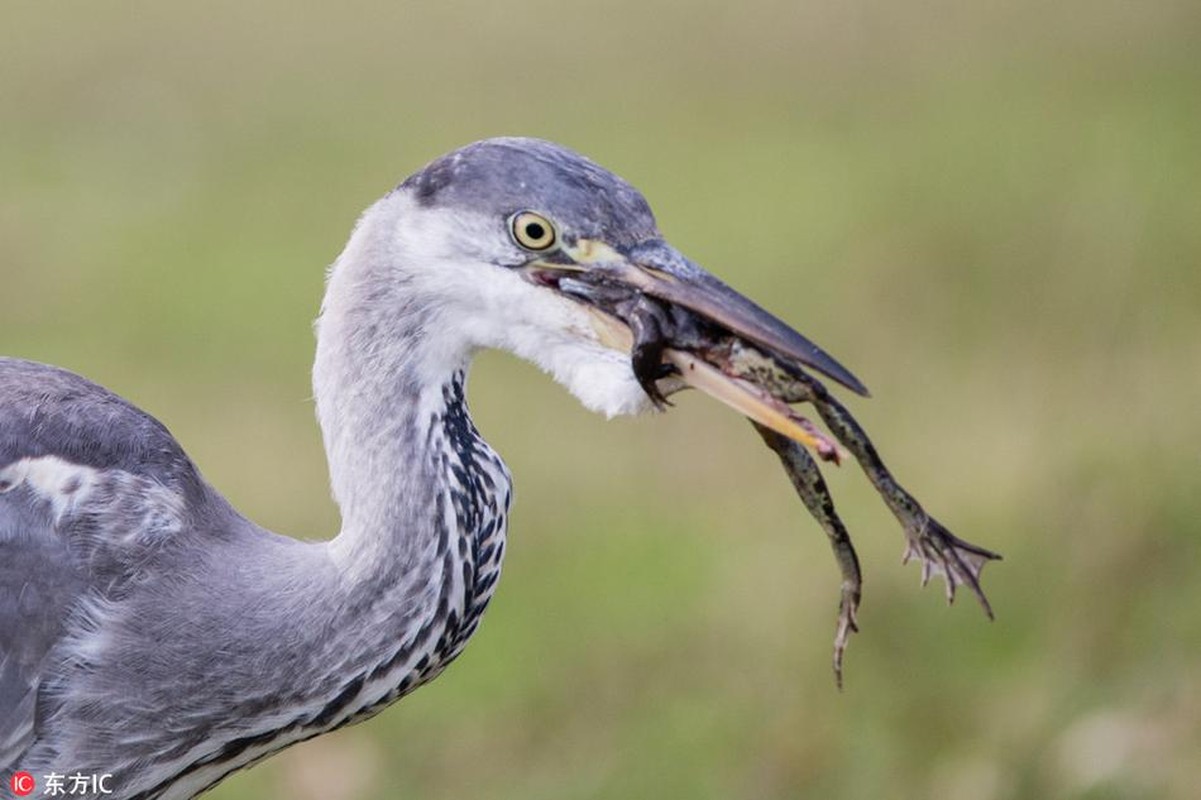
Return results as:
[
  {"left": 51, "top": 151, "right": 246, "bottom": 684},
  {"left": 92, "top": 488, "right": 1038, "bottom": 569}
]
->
[{"left": 3, "top": 1, "right": 1199, "bottom": 798}]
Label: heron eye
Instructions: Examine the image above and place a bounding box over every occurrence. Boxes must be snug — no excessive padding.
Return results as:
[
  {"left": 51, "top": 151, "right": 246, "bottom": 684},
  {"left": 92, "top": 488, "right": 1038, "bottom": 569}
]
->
[{"left": 511, "top": 211, "right": 557, "bottom": 251}]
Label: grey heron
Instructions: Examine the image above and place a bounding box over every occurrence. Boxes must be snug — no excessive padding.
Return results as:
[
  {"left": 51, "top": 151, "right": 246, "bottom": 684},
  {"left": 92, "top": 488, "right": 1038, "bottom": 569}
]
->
[{"left": 1, "top": 138, "right": 996, "bottom": 800}]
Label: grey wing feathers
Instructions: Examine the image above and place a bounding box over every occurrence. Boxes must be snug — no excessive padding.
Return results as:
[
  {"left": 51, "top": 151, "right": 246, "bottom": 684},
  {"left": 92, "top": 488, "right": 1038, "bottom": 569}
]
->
[
  {"left": 0, "top": 494, "right": 87, "bottom": 770},
  {"left": 0, "top": 357, "right": 197, "bottom": 488},
  {"left": 0, "top": 357, "right": 200, "bottom": 769}
]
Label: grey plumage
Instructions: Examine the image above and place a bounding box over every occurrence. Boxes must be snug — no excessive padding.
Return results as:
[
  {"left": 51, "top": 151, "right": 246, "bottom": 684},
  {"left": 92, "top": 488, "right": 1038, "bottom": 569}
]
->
[
  {"left": 2, "top": 137, "right": 660, "bottom": 799},
  {"left": 2, "top": 136, "right": 892, "bottom": 799},
  {"left": 1, "top": 355, "right": 510, "bottom": 799}
]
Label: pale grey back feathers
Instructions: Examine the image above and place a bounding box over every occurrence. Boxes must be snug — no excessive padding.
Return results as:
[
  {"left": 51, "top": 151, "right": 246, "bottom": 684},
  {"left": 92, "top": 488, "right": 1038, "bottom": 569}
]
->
[
  {"left": 0, "top": 357, "right": 275, "bottom": 788},
  {"left": 0, "top": 358, "right": 187, "bottom": 769}
]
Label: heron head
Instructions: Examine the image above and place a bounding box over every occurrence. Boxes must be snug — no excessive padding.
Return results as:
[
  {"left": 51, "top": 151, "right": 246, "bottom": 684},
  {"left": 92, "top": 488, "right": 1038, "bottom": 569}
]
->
[{"left": 357, "top": 137, "right": 866, "bottom": 447}]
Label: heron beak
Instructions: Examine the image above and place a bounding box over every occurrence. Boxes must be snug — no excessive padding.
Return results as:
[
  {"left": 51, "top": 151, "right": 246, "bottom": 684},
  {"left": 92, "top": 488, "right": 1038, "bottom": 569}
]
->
[
  {"left": 526, "top": 239, "right": 868, "bottom": 453},
  {"left": 606, "top": 240, "right": 867, "bottom": 396}
]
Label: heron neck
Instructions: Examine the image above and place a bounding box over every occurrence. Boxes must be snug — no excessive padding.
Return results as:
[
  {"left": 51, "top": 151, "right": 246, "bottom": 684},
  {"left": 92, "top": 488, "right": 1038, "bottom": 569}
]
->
[
  {"left": 314, "top": 294, "right": 461, "bottom": 567},
  {"left": 310, "top": 204, "right": 510, "bottom": 696},
  {"left": 313, "top": 195, "right": 476, "bottom": 546}
]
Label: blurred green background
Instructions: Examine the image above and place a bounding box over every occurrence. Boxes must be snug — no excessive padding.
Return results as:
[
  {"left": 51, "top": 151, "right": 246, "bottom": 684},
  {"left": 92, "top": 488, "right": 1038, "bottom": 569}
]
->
[{"left": 3, "top": 1, "right": 1199, "bottom": 798}]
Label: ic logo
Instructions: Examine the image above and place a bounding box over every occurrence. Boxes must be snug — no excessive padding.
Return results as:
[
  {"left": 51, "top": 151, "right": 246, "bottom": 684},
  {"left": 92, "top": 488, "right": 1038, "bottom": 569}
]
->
[{"left": 9, "top": 771, "right": 35, "bottom": 797}]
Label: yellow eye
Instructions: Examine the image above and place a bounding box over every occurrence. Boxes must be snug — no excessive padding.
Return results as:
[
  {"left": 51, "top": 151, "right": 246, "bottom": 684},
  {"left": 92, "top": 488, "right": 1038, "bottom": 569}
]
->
[{"left": 510, "top": 211, "right": 557, "bottom": 251}]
